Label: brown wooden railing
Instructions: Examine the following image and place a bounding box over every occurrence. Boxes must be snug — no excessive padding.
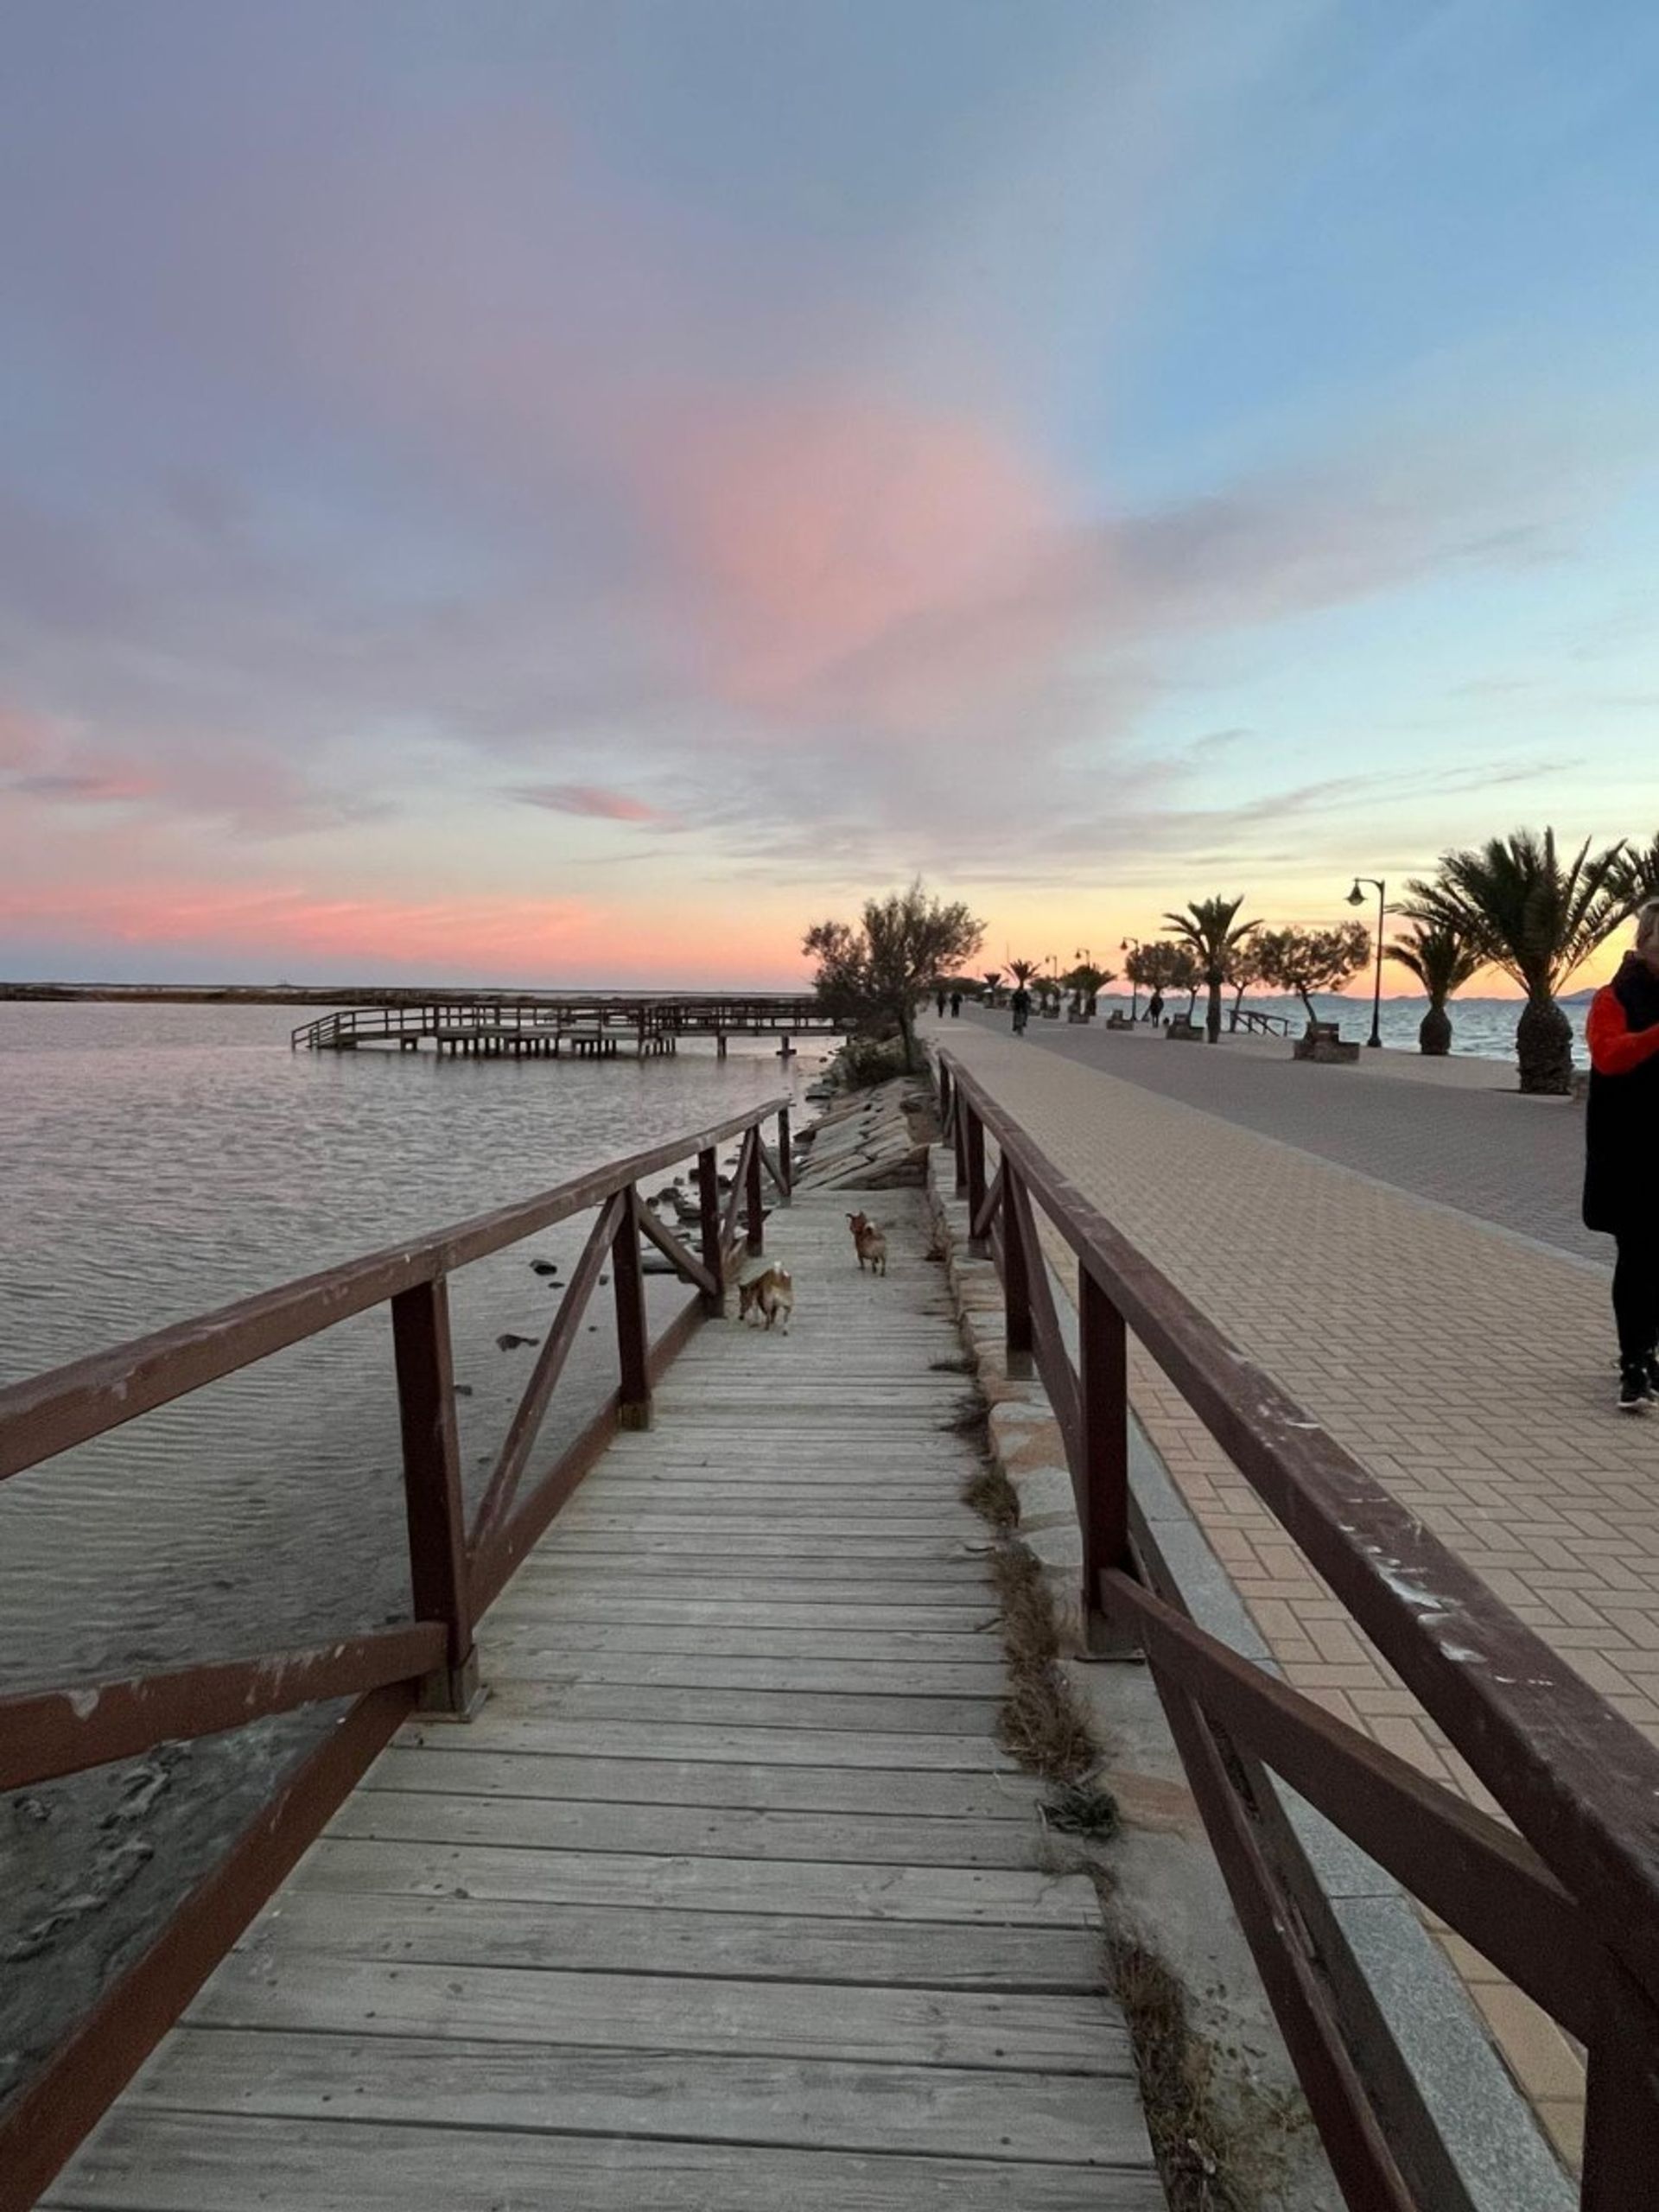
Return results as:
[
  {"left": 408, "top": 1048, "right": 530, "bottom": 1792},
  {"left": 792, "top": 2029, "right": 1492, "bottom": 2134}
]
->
[
  {"left": 938, "top": 1048, "right": 1656, "bottom": 2212},
  {"left": 0, "top": 1096, "right": 791, "bottom": 2211}
]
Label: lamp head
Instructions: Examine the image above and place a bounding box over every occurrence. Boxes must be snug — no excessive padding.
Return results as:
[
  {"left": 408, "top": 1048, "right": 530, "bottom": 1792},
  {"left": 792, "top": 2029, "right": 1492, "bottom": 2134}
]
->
[{"left": 1347, "top": 881, "right": 1365, "bottom": 907}]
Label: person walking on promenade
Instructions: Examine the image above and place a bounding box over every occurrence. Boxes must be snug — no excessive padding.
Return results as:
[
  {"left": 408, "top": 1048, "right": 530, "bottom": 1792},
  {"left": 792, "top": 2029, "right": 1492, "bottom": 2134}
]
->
[
  {"left": 1010, "top": 982, "right": 1032, "bottom": 1037},
  {"left": 1147, "top": 988, "right": 1164, "bottom": 1026},
  {"left": 950, "top": 990, "right": 962, "bottom": 1018},
  {"left": 1585, "top": 899, "right": 1659, "bottom": 1411},
  {"left": 935, "top": 988, "right": 947, "bottom": 1017}
]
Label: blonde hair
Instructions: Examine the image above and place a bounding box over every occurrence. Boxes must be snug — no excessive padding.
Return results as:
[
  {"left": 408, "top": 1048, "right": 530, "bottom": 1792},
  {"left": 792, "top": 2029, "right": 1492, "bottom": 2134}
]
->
[{"left": 1637, "top": 901, "right": 1659, "bottom": 953}]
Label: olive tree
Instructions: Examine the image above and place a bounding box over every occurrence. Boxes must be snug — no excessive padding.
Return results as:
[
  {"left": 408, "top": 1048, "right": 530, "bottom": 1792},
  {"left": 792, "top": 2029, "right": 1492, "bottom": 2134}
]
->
[
  {"left": 803, "top": 880, "right": 984, "bottom": 1074},
  {"left": 1254, "top": 923, "right": 1373, "bottom": 1029}
]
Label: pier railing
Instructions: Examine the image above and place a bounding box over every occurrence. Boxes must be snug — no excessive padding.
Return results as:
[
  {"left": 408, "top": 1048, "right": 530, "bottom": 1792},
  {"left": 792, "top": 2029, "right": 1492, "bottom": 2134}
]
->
[
  {"left": 938, "top": 1048, "right": 1655, "bottom": 2212},
  {"left": 291, "top": 994, "right": 838, "bottom": 1052},
  {"left": 0, "top": 1094, "right": 791, "bottom": 2210}
]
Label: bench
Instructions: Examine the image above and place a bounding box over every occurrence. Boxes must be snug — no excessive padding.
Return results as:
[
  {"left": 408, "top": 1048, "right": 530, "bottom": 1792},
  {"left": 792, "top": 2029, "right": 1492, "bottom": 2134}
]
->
[{"left": 1293, "top": 1020, "right": 1360, "bottom": 1065}]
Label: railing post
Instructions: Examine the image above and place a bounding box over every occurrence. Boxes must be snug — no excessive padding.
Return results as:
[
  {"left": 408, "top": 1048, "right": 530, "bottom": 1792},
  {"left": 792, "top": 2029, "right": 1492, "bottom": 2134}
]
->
[
  {"left": 965, "top": 1109, "right": 988, "bottom": 1256},
  {"left": 953, "top": 1093, "right": 969, "bottom": 1195},
  {"left": 1002, "top": 1165, "right": 1033, "bottom": 1379},
  {"left": 696, "top": 1145, "right": 725, "bottom": 1313},
  {"left": 777, "top": 1105, "right": 792, "bottom": 1200},
  {"left": 1583, "top": 1970, "right": 1659, "bottom": 2209},
  {"left": 746, "top": 1127, "right": 765, "bottom": 1256},
  {"left": 1078, "top": 1265, "right": 1131, "bottom": 1643},
  {"left": 391, "top": 1277, "right": 480, "bottom": 1717},
  {"left": 612, "top": 1185, "right": 653, "bottom": 1430}
]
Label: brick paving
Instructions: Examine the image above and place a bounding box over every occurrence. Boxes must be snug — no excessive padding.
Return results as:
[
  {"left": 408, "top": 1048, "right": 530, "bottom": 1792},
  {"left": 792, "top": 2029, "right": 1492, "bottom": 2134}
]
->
[
  {"left": 931, "top": 1017, "right": 1659, "bottom": 2171},
  {"left": 969, "top": 1007, "right": 1604, "bottom": 1265}
]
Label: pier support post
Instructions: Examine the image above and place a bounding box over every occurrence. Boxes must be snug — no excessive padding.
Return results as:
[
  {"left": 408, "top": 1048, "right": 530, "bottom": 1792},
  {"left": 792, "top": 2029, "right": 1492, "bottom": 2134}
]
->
[
  {"left": 777, "top": 1106, "right": 792, "bottom": 1200},
  {"left": 1079, "top": 1269, "right": 1131, "bottom": 1646},
  {"left": 391, "top": 1278, "right": 481, "bottom": 1716},
  {"left": 612, "top": 1188, "right": 653, "bottom": 1429},
  {"left": 745, "top": 1130, "right": 765, "bottom": 1256},
  {"left": 696, "top": 1146, "right": 725, "bottom": 1314},
  {"left": 965, "top": 1113, "right": 988, "bottom": 1255},
  {"left": 1002, "top": 1167, "right": 1033, "bottom": 1380}
]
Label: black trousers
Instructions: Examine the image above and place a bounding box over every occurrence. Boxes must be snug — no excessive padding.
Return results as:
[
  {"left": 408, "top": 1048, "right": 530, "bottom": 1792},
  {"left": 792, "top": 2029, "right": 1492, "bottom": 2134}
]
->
[{"left": 1613, "top": 1232, "right": 1659, "bottom": 1364}]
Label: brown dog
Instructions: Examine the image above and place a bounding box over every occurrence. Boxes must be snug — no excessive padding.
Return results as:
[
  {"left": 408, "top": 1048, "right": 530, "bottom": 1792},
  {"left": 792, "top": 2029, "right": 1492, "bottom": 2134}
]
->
[
  {"left": 846, "top": 1211, "right": 887, "bottom": 1275},
  {"left": 738, "top": 1264, "right": 794, "bottom": 1332}
]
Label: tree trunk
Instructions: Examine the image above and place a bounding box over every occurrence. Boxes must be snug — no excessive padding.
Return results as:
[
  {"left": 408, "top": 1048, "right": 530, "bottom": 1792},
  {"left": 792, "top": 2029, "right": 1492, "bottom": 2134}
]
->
[
  {"left": 1418, "top": 1001, "right": 1452, "bottom": 1057},
  {"left": 896, "top": 1006, "right": 918, "bottom": 1073},
  {"left": 1205, "top": 973, "right": 1223, "bottom": 1044},
  {"left": 1298, "top": 987, "right": 1318, "bottom": 1029},
  {"left": 1516, "top": 993, "right": 1573, "bottom": 1094}
]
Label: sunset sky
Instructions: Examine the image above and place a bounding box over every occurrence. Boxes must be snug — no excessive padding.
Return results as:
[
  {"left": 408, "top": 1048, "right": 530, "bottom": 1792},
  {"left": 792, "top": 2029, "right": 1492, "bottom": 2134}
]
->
[{"left": 3, "top": 2, "right": 1658, "bottom": 992}]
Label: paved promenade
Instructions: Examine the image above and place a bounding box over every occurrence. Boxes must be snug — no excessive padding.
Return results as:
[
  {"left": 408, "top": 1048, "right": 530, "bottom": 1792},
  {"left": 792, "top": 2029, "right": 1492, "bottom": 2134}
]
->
[
  {"left": 934, "top": 1016, "right": 1650, "bottom": 2168},
  {"left": 994, "top": 1012, "right": 1598, "bottom": 1264},
  {"left": 44, "top": 1189, "right": 1160, "bottom": 2212}
]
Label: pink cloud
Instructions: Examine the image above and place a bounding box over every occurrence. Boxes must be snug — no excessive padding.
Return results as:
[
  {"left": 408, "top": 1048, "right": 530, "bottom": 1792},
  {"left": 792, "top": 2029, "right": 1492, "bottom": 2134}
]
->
[
  {"left": 510, "top": 783, "right": 664, "bottom": 823},
  {"left": 652, "top": 391, "right": 1067, "bottom": 734},
  {"left": 0, "top": 706, "right": 55, "bottom": 770}
]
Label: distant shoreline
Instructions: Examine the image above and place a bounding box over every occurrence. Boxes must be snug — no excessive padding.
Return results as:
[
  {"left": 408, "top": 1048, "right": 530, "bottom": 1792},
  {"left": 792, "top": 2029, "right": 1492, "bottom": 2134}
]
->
[{"left": 0, "top": 982, "right": 807, "bottom": 1007}]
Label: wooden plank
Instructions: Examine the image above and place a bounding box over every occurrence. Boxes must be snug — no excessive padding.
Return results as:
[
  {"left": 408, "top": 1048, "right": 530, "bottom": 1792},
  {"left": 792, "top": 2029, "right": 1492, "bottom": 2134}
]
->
[
  {"left": 475, "top": 1649, "right": 1009, "bottom": 1695},
  {"left": 242, "top": 1891, "right": 1102, "bottom": 1989},
  {"left": 361, "top": 1749, "right": 1042, "bottom": 1819},
  {"left": 394, "top": 1716, "right": 1014, "bottom": 1768},
  {"left": 464, "top": 1622, "right": 1008, "bottom": 1664},
  {"left": 540, "top": 1531, "right": 988, "bottom": 1561},
  {"left": 189, "top": 1958, "right": 1116, "bottom": 2069},
  {"left": 479, "top": 1681, "right": 1004, "bottom": 1736},
  {"left": 513, "top": 1552, "right": 994, "bottom": 1583},
  {"left": 124, "top": 2031, "right": 1144, "bottom": 2165},
  {"left": 486, "top": 1598, "right": 999, "bottom": 1633},
  {"left": 43, "top": 2111, "right": 1168, "bottom": 2211},
  {"left": 294, "top": 1838, "right": 1093, "bottom": 1924},
  {"left": 501, "top": 1575, "right": 994, "bottom": 1610},
  {"left": 334, "top": 1790, "right": 1037, "bottom": 1868}
]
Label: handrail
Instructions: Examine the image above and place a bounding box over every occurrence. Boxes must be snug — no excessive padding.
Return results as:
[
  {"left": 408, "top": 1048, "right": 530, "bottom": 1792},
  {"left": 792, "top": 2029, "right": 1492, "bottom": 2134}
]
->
[
  {"left": 937, "top": 1046, "right": 1658, "bottom": 2209},
  {"left": 0, "top": 1091, "right": 791, "bottom": 2209}
]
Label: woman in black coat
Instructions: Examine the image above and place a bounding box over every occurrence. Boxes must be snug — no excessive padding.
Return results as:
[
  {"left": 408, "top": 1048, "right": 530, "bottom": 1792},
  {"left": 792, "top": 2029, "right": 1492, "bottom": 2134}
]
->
[{"left": 1584, "top": 900, "right": 1659, "bottom": 1410}]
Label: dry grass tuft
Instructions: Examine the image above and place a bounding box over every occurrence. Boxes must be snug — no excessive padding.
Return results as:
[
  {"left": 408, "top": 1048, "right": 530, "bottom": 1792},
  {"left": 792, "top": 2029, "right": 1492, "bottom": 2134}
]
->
[
  {"left": 988, "top": 1542, "right": 1058, "bottom": 1666},
  {"left": 1109, "top": 1939, "right": 1249, "bottom": 2212},
  {"left": 928, "top": 1352, "right": 976, "bottom": 1375},
  {"left": 963, "top": 1462, "right": 1019, "bottom": 1529},
  {"left": 1043, "top": 1780, "right": 1121, "bottom": 1840},
  {"left": 997, "top": 1665, "right": 1098, "bottom": 1783}
]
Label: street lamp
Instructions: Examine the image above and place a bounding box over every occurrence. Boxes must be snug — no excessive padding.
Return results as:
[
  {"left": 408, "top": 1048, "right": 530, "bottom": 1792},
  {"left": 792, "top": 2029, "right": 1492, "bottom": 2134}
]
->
[
  {"left": 1348, "top": 878, "right": 1386, "bottom": 1049},
  {"left": 1121, "top": 937, "right": 1141, "bottom": 1021}
]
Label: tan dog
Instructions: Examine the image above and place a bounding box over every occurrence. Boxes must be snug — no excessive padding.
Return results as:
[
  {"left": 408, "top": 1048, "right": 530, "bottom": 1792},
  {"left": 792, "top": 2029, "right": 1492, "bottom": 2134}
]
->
[
  {"left": 738, "top": 1264, "right": 794, "bottom": 1332},
  {"left": 846, "top": 1211, "right": 887, "bottom": 1275}
]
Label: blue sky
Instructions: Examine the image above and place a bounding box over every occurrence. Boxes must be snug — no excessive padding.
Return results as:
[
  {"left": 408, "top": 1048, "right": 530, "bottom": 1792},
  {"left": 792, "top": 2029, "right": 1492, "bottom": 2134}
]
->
[{"left": 3, "top": 0, "right": 1656, "bottom": 983}]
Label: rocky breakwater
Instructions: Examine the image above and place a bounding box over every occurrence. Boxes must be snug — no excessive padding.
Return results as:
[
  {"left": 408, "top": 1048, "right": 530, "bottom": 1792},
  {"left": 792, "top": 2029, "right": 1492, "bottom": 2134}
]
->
[{"left": 791, "top": 1069, "right": 938, "bottom": 1192}]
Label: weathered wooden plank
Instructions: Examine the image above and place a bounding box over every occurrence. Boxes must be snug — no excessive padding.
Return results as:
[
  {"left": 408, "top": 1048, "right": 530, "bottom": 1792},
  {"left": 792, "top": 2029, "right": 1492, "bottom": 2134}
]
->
[
  {"left": 190, "top": 1958, "right": 1116, "bottom": 2069},
  {"left": 294, "top": 1838, "right": 1093, "bottom": 1923},
  {"left": 537, "top": 1531, "right": 989, "bottom": 1563},
  {"left": 485, "top": 1597, "right": 999, "bottom": 1633},
  {"left": 467, "top": 1622, "right": 1008, "bottom": 1664},
  {"left": 502, "top": 1575, "right": 994, "bottom": 1610},
  {"left": 125, "top": 2031, "right": 1142, "bottom": 2165},
  {"left": 334, "top": 1789, "right": 1037, "bottom": 1867},
  {"left": 394, "top": 1716, "right": 1014, "bottom": 1768},
  {"left": 243, "top": 1891, "right": 1102, "bottom": 1989},
  {"left": 482, "top": 1681, "right": 1004, "bottom": 1736},
  {"left": 44, "top": 2111, "right": 1169, "bottom": 2211},
  {"left": 514, "top": 1553, "right": 994, "bottom": 1584},
  {"left": 476, "top": 1648, "right": 1009, "bottom": 1695},
  {"left": 362, "top": 1748, "right": 1041, "bottom": 1819}
]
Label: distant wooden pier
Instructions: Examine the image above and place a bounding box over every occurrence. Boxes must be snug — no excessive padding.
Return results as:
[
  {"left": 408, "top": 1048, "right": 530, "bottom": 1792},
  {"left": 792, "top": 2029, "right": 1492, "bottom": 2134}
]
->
[{"left": 290, "top": 995, "right": 845, "bottom": 1060}]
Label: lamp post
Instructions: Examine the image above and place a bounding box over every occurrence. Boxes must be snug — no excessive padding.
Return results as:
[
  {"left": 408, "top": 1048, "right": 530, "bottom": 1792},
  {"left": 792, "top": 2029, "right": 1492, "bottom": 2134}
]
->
[
  {"left": 1348, "top": 878, "right": 1386, "bottom": 1049},
  {"left": 1074, "top": 946, "right": 1092, "bottom": 1019},
  {"left": 1121, "top": 937, "right": 1141, "bottom": 1021}
]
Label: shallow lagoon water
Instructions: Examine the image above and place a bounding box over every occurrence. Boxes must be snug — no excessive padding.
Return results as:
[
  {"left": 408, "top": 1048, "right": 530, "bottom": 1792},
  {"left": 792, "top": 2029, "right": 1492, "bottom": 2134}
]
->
[{"left": 0, "top": 1002, "right": 817, "bottom": 2107}]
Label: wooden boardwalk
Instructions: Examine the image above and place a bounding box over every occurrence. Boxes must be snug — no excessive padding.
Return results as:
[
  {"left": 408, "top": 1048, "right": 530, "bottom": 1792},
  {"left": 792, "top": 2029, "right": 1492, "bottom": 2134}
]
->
[{"left": 43, "top": 1191, "right": 1161, "bottom": 2210}]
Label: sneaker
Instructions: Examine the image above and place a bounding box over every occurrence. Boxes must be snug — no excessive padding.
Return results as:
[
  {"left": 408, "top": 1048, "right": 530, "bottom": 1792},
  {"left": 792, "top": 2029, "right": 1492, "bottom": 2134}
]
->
[{"left": 1620, "top": 1364, "right": 1652, "bottom": 1414}]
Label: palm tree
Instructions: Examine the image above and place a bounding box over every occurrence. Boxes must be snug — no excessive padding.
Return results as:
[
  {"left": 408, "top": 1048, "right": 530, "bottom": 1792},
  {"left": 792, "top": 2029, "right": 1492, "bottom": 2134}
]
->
[
  {"left": 1062, "top": 963, "right": 1114, "bottom": 1018},
  {"left": 1384, "top": 921, "right": 1483, "bottom": 1057},
  {"left": 1162, "top": 896, "right": 1260, "bottom": 1045},
  {"left": 1407, "top": 830, "right": 1627, "bottom": 1093},
  {"left": 981, "top": 969, "right": 1003, "bottom": 1005}
]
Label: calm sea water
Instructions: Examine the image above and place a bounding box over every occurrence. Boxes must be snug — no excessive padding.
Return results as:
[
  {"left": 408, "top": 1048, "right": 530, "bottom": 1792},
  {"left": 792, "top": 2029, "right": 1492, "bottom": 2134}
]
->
[
  {"left": 0, "top": 1002, "right": 821, "bottom": 2104},
  {"left": 1100, "top": 992, "right": 1591, "bottom": 1058}
]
